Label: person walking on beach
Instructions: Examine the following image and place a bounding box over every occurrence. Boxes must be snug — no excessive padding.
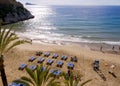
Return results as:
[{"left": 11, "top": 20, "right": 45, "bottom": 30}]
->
[
  {"left": 119, "top": 46, "right": 120, "bottom": 51},
  {"left": 112, "top": 46, "right": 115, "bottom": 51},
  {"left": 100, "top": 46, "right": 103, "bottom": 52},
  {"left": 119, "top": 46, "right": 120, "bottom": 53}
]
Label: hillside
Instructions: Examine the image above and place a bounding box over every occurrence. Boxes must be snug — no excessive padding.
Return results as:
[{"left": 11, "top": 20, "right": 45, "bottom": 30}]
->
[{"left": 0, "top": 0, "right": 34, "bottom": 25}]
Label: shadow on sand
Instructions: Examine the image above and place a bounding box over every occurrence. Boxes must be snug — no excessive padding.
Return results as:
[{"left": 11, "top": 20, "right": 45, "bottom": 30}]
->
[{"left": 94, "top": 69, "right": 106, "bottom": 81}]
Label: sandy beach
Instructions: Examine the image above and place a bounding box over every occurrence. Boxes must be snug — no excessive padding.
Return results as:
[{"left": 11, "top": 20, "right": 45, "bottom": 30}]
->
[{"left": 0, "top": 42, "right": 120, "bottom": 86}]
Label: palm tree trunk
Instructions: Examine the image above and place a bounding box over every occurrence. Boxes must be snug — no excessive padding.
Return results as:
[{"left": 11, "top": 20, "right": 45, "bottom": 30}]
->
[{"left": 0, "top": 55, "right": 8, "bottom": 86}]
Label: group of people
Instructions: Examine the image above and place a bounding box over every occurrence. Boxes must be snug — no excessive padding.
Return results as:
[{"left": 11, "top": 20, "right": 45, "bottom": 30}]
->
[{"left": 100, "top": 45, "right": 120, "bottom": 52}]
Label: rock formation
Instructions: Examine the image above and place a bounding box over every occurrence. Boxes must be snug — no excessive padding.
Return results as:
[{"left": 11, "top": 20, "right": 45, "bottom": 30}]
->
[{"left": 0, "top": 0, "right": 34, "bottom": 25}]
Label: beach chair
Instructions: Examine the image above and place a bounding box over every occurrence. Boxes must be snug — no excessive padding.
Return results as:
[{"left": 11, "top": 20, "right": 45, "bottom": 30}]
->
[
  {"left": 8, "top": 82, "right": 26, "bottom": 86},
  {"left": 37, "top": 57, "right": 45, "bottom": 63},
  {"left": 36, "top": 51, "right": 42, "bottom": 56},
  {"left": 8, "top": 82, "right": 17, "bottom": 86},
  {"left": 18, "top": 63, "right": 27, "bottom": 70},
  {"left": 50, "top": 69, "right": 61, "bottom": 76},
  {"left": 67, "top": 62, "right": 74, "bottom": 69},
  {"left": 29, "top": 65, "right": 37, "bottom": 71},
  {"left": 28, "top": 56, "right": 36, "bottom": 62},
  {"left": 71, "top": 56, "right": 77, "bottom": 62},
  {"left": 57, "top": 61, "right": 64, "bottom": 68},
  {"left": 93, "top": 60, "right": 99, "bottom": 71},
  {"left": 46, "top": 59, "right": 54, "bottom": 65},
  {"left": 44, "top": 52, "right": 50, "bottom": 57},
  {"left": 61, "top": 55, "right": 67, "bottom": 60},
  {"left": 52, "top": 53, "right": 59, "bottom": 59},
  {"left": 53, "top": 70, "right": 61, "bottom": 76}
]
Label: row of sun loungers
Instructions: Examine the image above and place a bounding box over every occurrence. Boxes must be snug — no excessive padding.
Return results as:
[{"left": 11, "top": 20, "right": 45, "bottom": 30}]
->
[
  {"left": 19, "top": 61, "right": 74, "bottom": 71},
  {"left": 35, "top": 51, "right": 77, "bottom": 62},
  {"left": 29, "top": 55, "right": 68, "bottom": 63},
  {"left": 28, "top": 55, "right": 75, "bottom": 62}
]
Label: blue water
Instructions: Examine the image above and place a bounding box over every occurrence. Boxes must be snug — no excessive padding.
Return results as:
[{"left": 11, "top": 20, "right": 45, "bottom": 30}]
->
[{"left": 11, "top": 5, "right": 120, "bottom": 45}]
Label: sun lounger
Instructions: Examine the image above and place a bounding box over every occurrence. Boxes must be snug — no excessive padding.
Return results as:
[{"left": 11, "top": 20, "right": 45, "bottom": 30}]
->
[
  {"left": 28, "top": 56, "right": 36, "bottom": 62},
  {"left": 29, "top": 65, "right": 37, "bottom": 71},
  {"left": 61, "top": 55, "right": 67, "bottom": 60},
  {"left": 36, "top": 51, "right": 42, "bottom": 56},
  {"left": 52, "top": 53, "right": 59, "bottom": 59},
  {"left": 57, "top": 61, "right": 64, "bottom": 68},
  {"left": 8, "top": 82, "right": 26, "bottom": 86},
  {"left": 8, "top": 82, "right": 17, "bottom": 86},
  {"left": 18, "top": 63, "right": 27, "bottom": 70},
  {"left": 93, "top": 60, "right": 99, "bottom": 71},
  {"left": 37, "top": 57, "right": 45, "bottom": 63},
  {"left": 46, "top": 59, "right": 54, "bottom": 65},
  {"left": 53, "top": 70, "right": 61, "bottom": 76},
  {"left": 50, "top": 69, "right": 61, "bottom": 76},
  {"left": 71, "top": 56, "right": 77, "bottom": 62},
  {"left": 67, "top": 62, "right": 74, "bottom": 69},
  {"left": 44, "top": 52, "right": 50, "bottom": 57}
]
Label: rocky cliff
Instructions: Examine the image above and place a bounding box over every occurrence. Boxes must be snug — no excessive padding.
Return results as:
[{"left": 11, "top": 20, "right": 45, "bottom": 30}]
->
[{"left": 0, "top": 0, "right": 34, "bottom": 25}]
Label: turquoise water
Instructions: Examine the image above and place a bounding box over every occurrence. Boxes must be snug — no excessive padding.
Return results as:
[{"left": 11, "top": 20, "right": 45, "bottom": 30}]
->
[{"left": 10, "top": 6, "right": 120, "bottom": 45}]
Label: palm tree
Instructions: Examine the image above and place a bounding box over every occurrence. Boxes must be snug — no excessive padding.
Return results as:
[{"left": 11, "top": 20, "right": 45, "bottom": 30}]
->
[
  {"left": 62, "top": 70, "right": 91, "bottom": 86},
  {"left": 0, "top": 24, "right": 31, "bottom": 86},
  {"left": 14, "top": 65, "right": 60, "bottom": 86}
]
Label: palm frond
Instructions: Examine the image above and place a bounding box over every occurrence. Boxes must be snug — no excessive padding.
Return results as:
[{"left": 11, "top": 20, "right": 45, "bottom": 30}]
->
[
  {"left": 80, "top": 79, "right": 92, "bottom": 86},
  {"left": 13, "top": 79, "right": 30, "bottom": 86},
  {"left": 0, "top": 28, "right": 6, "bottom": 45},
  {"left": 21, "top": 76, "right": 35, "bottom": 86},
  {"left": 1, "top": 35, "right": 19, "bottom": 53},
  {"left": 25, "top": 68, "right": 37, "bottom": 85},
  {"left": 2, "top": 26, "right": 13, "bottom": 45},
  {"left": 6, "top": 40, "right": 31, "bottom": 52},
  {"left": 47, "top": 80, "right": 60, "bottom": 86},
  {"left": 0, "top": 25, "right": 31, "bottom": 55},
  {"left": 64, "top": 80, "right": 69, "bottom": 86},
  {"left": 0, "top": 28, "right": 6, "bottom": 53}
]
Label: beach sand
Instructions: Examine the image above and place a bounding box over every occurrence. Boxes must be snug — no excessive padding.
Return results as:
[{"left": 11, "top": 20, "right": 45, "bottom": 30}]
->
[{"left": 0, "top": 43, "right": 120, "bottom": 86}]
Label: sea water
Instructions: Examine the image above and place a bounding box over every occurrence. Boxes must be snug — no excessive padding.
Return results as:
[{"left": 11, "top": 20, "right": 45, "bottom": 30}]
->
[{"left": 7, "top": 5, "right": 120, "bottom": 45}]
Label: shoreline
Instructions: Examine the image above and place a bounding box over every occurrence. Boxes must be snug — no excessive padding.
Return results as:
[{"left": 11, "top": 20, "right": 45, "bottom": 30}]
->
[{"left": 32, "top": 40, "right": 120, "bottom": 55}]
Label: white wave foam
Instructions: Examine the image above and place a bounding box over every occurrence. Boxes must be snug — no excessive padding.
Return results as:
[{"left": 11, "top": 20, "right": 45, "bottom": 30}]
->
[{"left": 16, "top": 31, "right": 120, "bottom": 46}]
